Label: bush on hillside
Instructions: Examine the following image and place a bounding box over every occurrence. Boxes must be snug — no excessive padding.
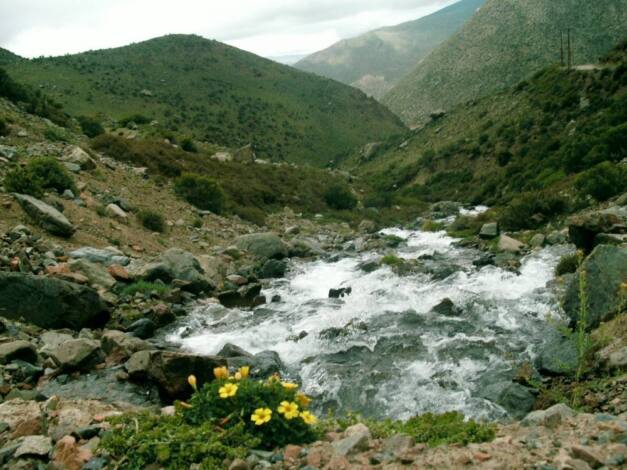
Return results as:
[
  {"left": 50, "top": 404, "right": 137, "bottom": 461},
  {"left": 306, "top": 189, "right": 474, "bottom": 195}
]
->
[
  {"left": 0, "top": 117, "right": 8, "bottom": 136},
  {"left": 575, "top": 161, "right": 627, "bottom": 202},
  {"left": 555, "top": 253, "right": 580, "bottom": 276},
  {"left": 4, "top": 157, "right": 76, "bottom": 197},
  {"left": 500, "top": 191, "right": 568, "bottom": 230},
  {"left": 137, "top": 209, "right": 165, "bottom": 233},
  {"left": 77, "top": 115, "right": 105, "bottom": 138},
  {"left": 180, "top": 137, "right": 198, "bottom": 153},
  {"left": 174, "top": 173, "right": 226, "bottom": 213},
  {"left": 233, "top": 205, "right": 266, "bottom": 227},
  {"left": 324, "top": 184, "right": 357, "bottom": 210},
  {"left": 119, "top": 114, "right": 151, "bottom": 127}
]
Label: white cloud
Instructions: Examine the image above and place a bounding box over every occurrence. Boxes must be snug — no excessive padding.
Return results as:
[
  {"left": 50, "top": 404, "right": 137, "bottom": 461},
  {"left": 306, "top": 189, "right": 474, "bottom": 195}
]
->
[{"left": 0, "top": 0, "right": 457, "bottom": 58}]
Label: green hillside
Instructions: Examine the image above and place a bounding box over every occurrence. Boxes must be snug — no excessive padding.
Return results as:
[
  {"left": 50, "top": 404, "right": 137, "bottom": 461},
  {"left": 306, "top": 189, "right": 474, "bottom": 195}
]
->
[
  {"left": 295, "top": 0, "right": 485, "bottom": 99},
  {"left": 384, "top": 0, "right": 627, "bottom": 125},
  {"left": 4, "top": 34, "right": 406, "bottom": 166},
  {"left": 352, "top": 41, "right": 627, "bottom": 228},
  {"left": 0, "top": 48, "right": 22, "bottom": 66}
]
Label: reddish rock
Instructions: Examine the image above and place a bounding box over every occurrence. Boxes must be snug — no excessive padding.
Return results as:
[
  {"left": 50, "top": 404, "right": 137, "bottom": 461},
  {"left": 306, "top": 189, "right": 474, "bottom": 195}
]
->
[
  {"left": 473, "top": 451, "right": 492, "bottom": 463},
  {"left": 107, "top": 264, "right": 130, "bottom": 281},
  {"left": 284, "top": 444, "right": 302, "bottom": 461},
  {"left": 53, "top": 435, "right": 93, "bottom": 470}
]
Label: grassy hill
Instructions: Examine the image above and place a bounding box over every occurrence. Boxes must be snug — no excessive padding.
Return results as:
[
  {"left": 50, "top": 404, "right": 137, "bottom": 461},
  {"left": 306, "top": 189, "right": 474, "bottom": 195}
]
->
[
  {"left": 295, "top": 0, "right": 484, "bottom": 99},
  {"left": 384, "top": 0, "right": 627, "bottom": 125},
  {"left": 0, "top": 48, "right": 22, "bottom": 66},
  {"left": 351, "top": 41, "right": 627, "bottom": 229},
  {"left": 4, "top": 34, "right": 406, "bottom": 166}
]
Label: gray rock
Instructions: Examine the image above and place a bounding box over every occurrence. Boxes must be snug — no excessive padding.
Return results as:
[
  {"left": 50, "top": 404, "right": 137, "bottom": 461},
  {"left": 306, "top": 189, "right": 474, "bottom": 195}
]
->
[
  {"left": 479, "top": 222, "right": 499, "bottom": 239},
  {"left": 218, "top": 343, "right": 254, "bottom": 358},
  {"left": 608, "top": 347, "right": 627, "bottom": 369},
  {"left": 141, "top": 248, "right": 212, "bottom": 294},
  {"left": 69, "top": 259, "right": 116, "bottom": 289},
  {"left": 0, "top": 272, "right": 109, "bottom": 330},
  {"left": 537, "top": 336, "right": 578, "bottom": 376},
  {"left": 39, "top": 331, "right": 74, "bottom": 356},
  {"left": 529, "top": 234, "right": 546, "bottom": 248},
  {"left": 127, "top": 319, "right": 156, "bottom": 340},
  {"left": 14, "top": 193, "right": 75, "bottom": 237},
  {"left": 105, "top": 203, "right": 127, "bottom": 220},
  {"left": 14, "top": 435, "right": 52, "bottom": 458},
  {"left": 0, "top": 145, "right": 17, "bottom": 160},
  {"left": 563, "top": 245, "right": 627, "bottom": 329},
  {"left": 522, "top": 403, "right": 576, "bottom": 428},
  {"left": 382, "top": 434, "right": 414, "bottom": 455},
  {"left": 62, "top": 145, "right": 96, "bottom": 170},
  {"left": 332, "top": 430, "right": 370, "bottom": 456},
  {"left": 258, "top": 259, "right": 287, "bottom": 279},
  {"left": 498, "top": 234, "right": 525, "bottom": 252},
  {"left": 430, "top": 298, "right": 461, "bottom": 316},
  {"left": 0, "top": 340, "right": 38, "bottom": 365},
  {"left": 568, "top": 206, "right": 627, "bottom": 252},
  {"left": 126, "top": 350, "right": 226, "bottom": 400},
  {"left": 479, "top": 381, "right": 536, "bottom": 419},
  {"left": 101, "top": 330, "right": 150, "bottom": 361},
  {"left": 235, "top": 232, "right": 288, "bottom": 260},
  {"left": 69, "top": 247, "right": 130, "bottom": 266},
  {"left": 50, "top": 338, "right": 104, "bottom": 371},
  {"left": 546, "top": 230, "right": 569, "bottom": 245}
]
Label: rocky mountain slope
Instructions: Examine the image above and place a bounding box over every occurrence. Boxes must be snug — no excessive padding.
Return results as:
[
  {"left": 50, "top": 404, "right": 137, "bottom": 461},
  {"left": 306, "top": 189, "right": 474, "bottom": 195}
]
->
[
  {"left": 384, "top": 0, "right": 627, "bottom": 125},
  {"left": 3, "top": 34, "right": 406, "bottom": 166},
  {"left": 295, "top": 0, "right": 484, "bottom": 99}
]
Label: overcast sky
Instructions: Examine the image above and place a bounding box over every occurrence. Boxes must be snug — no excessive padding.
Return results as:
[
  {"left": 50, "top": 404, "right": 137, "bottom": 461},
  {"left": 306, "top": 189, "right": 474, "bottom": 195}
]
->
[{"left": 0, "top": 0, "right": 457, "bottom": 60}]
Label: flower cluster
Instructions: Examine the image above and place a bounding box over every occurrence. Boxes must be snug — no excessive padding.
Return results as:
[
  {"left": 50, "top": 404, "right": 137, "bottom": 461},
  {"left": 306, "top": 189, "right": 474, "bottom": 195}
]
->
[{"left": 183, "top": 366, "right": 318, "bottom": 449}]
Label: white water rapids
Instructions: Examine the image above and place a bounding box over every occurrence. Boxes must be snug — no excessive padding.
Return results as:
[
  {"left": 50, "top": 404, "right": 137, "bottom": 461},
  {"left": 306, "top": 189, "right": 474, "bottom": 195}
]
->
[{"left": 167, "top": 227, "right": 571, "bottom": 421}]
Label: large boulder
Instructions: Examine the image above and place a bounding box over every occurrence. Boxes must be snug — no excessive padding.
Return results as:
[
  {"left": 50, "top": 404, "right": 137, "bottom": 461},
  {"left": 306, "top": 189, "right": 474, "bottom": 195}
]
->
[
  {"left": 69, "top": 259, "right": 116, "bottom": 289},
  {"left": 568, "top": 206, "right": 627, "bottom": 252},
  {"left": 62, "top": 145, "right": 96, "bottom": 170},
  {"left": 126, "top": 350, "right": 226, "bottom": 400},
  {"left": 141, "top": 248, "right": 212, "bottom": 294},
  {"left": 563, "top": 245, "right": 627, "bottom": 329},
  {"left": 14, "top": 193, "right": 75, "bottom": 237},
  {"left": 479, "top": 222, "right": 499, "bottom": 239},
  {"left": 234, "top": 233, "right": 288, "bottom": 260},
  {"left": 49, "top": 338, "right": 104, "bottom": 372},
  {"left": 0, "top": 340, "right": 38, "bottom": 365},
  {"left": 0, "top": 272, "right": 109, "bottom": 330},
  {"left": 69, "top": 247, "right": 130, "bottom": 266},
  {"left": 537, "top": 336, "right": 578, "bottom": 376},
  {"left": 497, "top": 234, "right": 525, "bottom": 253},
  {"left": 479, "top": 381, "right": 536, "bottom": 419}
]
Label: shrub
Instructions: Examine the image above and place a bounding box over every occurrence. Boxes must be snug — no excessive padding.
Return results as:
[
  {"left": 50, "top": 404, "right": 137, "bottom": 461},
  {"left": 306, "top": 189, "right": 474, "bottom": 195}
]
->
[
  {"left": 43, "top": 128, "right": 68, "bottom": 142},
  {"left": 77, "top": 115, "right": 105, "bottom": 138},
  {"left": 100, "top": 413, "right": 255, "bottom": 469},
  {"left": 324, "top": 184, "right": 357, "bottom": 210},
  {"left": 4, "top": 157, "right": 76, "bottom": 196},
  {"left": 381, "top": 255, "right": 403, "bottom": 266},
  {"left": 174, "top": 173, "right": 226, "bottom": 213},
  {"left": 555, "top": 253, "right": 580, "bottom": 276},
  {"left": 119, "top": 114, "right": 151, "bottom": 127},
  {"left": 363, "top": 192, "right": 393, "bottom": 209},
  {"left": 233, "top": 205, "right": 266, "bottom": 227},
  {"left": 500, "top": 192, "right": 568, "bottom": 230},
  {"left": 185, "top": 369, "right": 318, "bottom": 449},
  {"left": 0, "top": 117, "right": 8, "bottom": 136},
  {"left": 137, "top": 209, "right": 166, "bottom": 233},
  {"left": 180, "top": 138, "right": 198, "bottom": 153},
  {"left": 575, "top": 162, "right": 627, "bottom": 202}
]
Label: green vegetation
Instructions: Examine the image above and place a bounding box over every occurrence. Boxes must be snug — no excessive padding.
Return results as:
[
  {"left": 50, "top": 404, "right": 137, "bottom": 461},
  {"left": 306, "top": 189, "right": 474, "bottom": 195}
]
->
[
  {"left": 186, "top": 371, "right": 317, "bottom": 449},
  {"left": 0, "top": 67, "right": 69, "bottom": 126},
  {"left": 0, "top": 117, "right": 8, "bottom": 136},
  {"left": 100, "top": 413, "right": 255, "bottom": 470},
  {"left": 120, "top": 281, "right": 170, "bottom": 297},
  {"left": 384, "top": 0, "right": 627, "bottom": 124},
  {"left": 575, "top": 162, "right": 627, "bottom": 202},
  {"left": 574, "top": 264, "right": 592, "bottom": 381},
  {"left": 174, "top": 173, "right": 226, "bottom": 214},
  {"left": 137, "top": 209, "right": 166, "bottom": 232},
  {"left": 324, "top": 184, "right": 357, "bottom": 210},
  {"left": 296, "top": 0, "right": 484, "bottom": 99},
  {"left": 4, "top": 34, "right": 406, "bottom": 166},
  {"left": 555, "top": 253, "right": 580, "bottom": 276},
  {"left": 332, "top": 411, "right": 495, "bottom": 447},
  {"left": 4, "top": 156, "right": 76, "bottom": 197},
  {"left": 381, "top": 255, "right": 403, "bottom": 266},
  {"left": 77, "top": 115, "right": 105, "bottom": 138},
  {"left": 355, "top": 42, "right": 627, "bottom": 227}
]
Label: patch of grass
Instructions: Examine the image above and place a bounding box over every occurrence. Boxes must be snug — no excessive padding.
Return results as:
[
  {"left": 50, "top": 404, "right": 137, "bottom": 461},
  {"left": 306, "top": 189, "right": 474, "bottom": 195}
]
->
[
  {"left": 381, "top": 254, "right": 403, "bottom": 266},
  {"left": 100, "top": 413, "right": 255, "bottom": 470},
  {"left": 233, "top": 205, "right": 266, "bottom": 227},
  {"left": 77, "top": 115, "right": 105, "bottom": 138},
  {"left": 575, "top": 161, "right": 627, "bottom": 202},
  {"left": 120, "top": 281, "right": 170, "bottom": 297},
  {"left": 137, "top": 209, "right": 166, "bottom": 233},
  {"left": 0, "top": 117, "right": 8, "bottom": 136},
  {"left": 421, "top": 219, "right": 445, "bottom": 232},
  {"left": 555, "top": 253, "right": 580, "bottom": 276},
  {"left": 4, "top": 156, "right": 76, "bottom": 197},
  {"left": 325, "top": 184, "right": 357, "bottom": 210},
  {"left": 174, "top": 173, "right": 226, "bottom": 214},
  {"left": 43, "top": 128, "right": 68, "bottom": 142}
]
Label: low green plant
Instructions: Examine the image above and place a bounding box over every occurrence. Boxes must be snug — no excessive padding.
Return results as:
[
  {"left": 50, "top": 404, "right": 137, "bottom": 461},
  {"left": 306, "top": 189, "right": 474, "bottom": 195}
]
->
[
  {"left": 0, "top": 117, "right": 8, "bottom": 136},
  {"left": 137, "top": 209, "right": 166, "bottom": 233},
  {"left": 181, "top": 137, "right": 198, "bottom": 153},
  {"left": 77, "top": 115, "right": 105, "bottom": 138},
  {"left": 233, "top": 205, "right": 266, "bottom": 227},
  {"left": 381, "top": 255, "right": 403, "bottom": 266},
  {"left": 174, "top": 173, "right": 226, "bottom": 214},
  {"left": 500, "top": 192, "right": 568, "bottom": 230},
  {"left": 325, "top": 184, "right": 357, "bottom": 210},
  {"left": 421, "top": 219, "right": 445, "bottom": 232},
  {"left": 185, "top": 368, "right": 318, "bottom": 449},
  {"left": 43, "top": 128, "right": 68, "bottom": 142},
  {"left": 4, "top": 156, "right": 76, "bottom": 196},
  {"left": 121, "top": 281, "right": 170, "bottom": 297},
  {"left": 100, "top": 413, "right": 256, "bottom": 470},
  {"left": 574, "top": 260, "right": 592, "bottom": 381},
  {"left": 575, "top": 161, "right": 627, "bottom": 202},
  {"left": 555, "top": 253, "right": 580, "bottom": 276}
]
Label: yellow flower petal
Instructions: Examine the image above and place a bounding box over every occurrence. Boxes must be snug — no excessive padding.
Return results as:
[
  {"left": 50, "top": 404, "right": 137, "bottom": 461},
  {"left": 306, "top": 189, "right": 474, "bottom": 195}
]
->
[
  {"left": 187, "top": 375, "right": 198, "bottom": 391},
  {"left": 300, "top": 411, "right": 318, "bottom": 425},
  {"left": 251, "top": 408, "right": 272, "bottom": 426},
  {"left": 218, "top": 383, "right": 238, "bottom": 399},
  {"left": 282, "top": 382, "right": 298, "bottom": 390},
  {"left": 213, "top": 366, "right": 229, "bottom": 380},
  {"left": 238, "top": 366, "right": 250, "bottom": 379},
  {"left": 277, "top": 401, "right": 299, "bottom": 420},
  {"left": 296, "top": 392, "right": 311, "bottom": 407}
]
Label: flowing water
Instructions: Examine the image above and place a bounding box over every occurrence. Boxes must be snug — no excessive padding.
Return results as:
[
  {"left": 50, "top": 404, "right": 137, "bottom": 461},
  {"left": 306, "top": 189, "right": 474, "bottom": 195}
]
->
[{"left": 167, "top": 226, "right": 572, "bottom": 421}]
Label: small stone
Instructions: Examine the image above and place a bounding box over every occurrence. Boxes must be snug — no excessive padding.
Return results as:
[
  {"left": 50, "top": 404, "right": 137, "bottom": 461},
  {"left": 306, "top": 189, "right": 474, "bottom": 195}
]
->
[
  {"left": 0, "top": 340, "right": 38, "bottom": 364},
  {"left": 479, "top": 222, "right": 499, "bottom": 239},
  {"left": 14, "top": 435, "right": 52, "bottom": 458},
  {"left": 284, "top": 444, "right": 302, "bottom": 461},
  {"left": 229, "top": 458, "right": 250, "bottom": 470},
  {"left": 571, "top": 445, "right": 604, "bottom": 468}
]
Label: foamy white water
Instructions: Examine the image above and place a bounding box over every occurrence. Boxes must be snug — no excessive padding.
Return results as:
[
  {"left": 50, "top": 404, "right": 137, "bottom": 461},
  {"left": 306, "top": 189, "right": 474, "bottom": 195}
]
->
[{"left": 167, "top": 229, "right": 571, "bottom": 420}]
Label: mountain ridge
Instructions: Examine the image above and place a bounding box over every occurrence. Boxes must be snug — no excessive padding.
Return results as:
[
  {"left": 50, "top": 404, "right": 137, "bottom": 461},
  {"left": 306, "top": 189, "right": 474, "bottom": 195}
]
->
[{"left": 295, "top": 0, "right": 485, "bottom": 98}]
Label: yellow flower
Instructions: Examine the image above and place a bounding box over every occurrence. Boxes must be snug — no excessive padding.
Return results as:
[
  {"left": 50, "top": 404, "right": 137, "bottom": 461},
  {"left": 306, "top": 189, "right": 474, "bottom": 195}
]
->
[
  {"left": 300, "top": 410, "right": 318, "bottom": 425},
  {"left": 187, "top": 375, "right": 197, "bottom": 391},
  {"left": 268, "top": 373, "right": 281, "bottom": 383},
  {"left": 282, "top": 382, "right": 298, "bottom": 390},
  {"left": 218, "top": 383, "right": 238, "bottom": 399},
  {"left": 296, "top": 392, "right": 311, "bottom": 407},
  {"left": 213, "top": 366, "right": 229, "bottom": 380},
  {"left": 238, "top": 366, "right": 250, "bottom": 379},
  {"left": 251, "top": 408, "right": 272, "bottom": 426},
  {"left": 277, "top": 401, "right": 299, "bottom": 420}
]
